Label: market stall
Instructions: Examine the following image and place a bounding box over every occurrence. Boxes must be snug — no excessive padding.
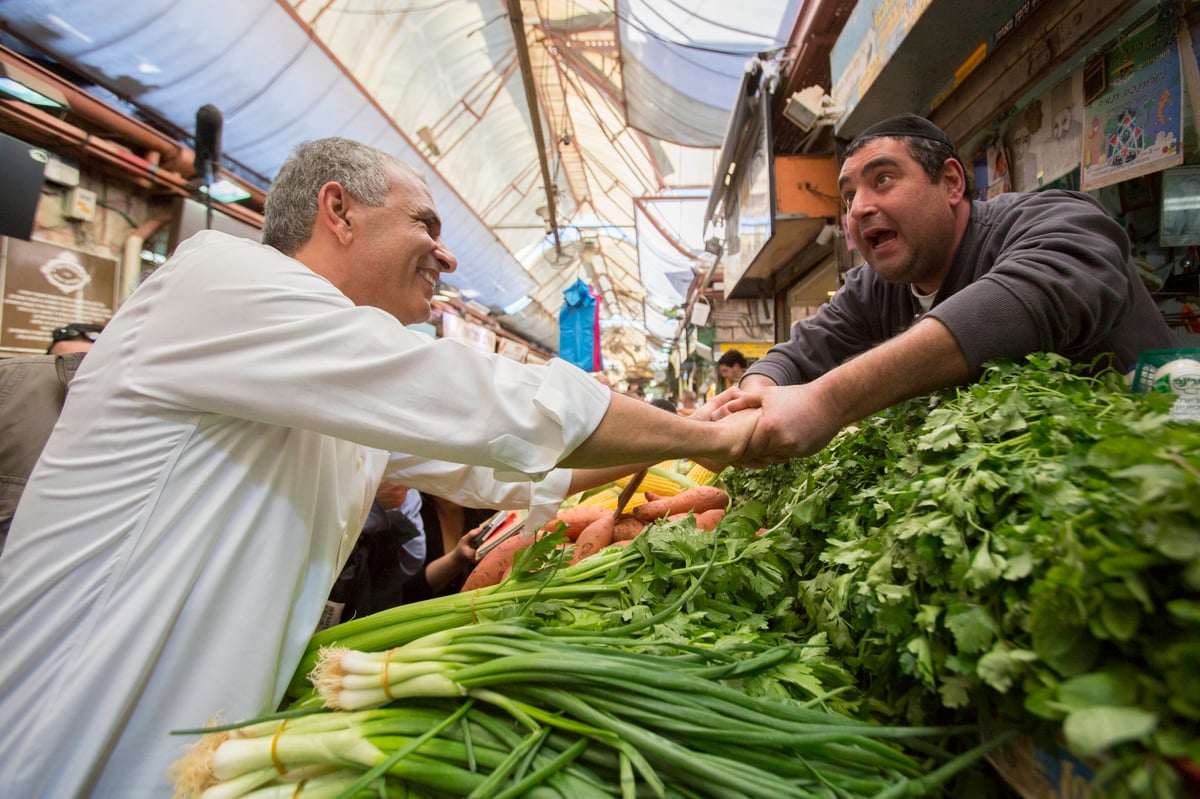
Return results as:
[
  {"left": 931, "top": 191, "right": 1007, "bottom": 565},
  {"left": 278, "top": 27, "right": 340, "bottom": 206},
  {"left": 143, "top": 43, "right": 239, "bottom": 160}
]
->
[{"left": 172, "top": 353, "right": 1200, "bottom": 799}]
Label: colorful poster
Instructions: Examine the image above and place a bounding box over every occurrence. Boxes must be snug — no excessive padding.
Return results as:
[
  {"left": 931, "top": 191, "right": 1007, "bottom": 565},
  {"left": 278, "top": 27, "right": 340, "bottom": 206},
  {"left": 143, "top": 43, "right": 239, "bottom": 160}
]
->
[
  {"left": 1081, "top": 20, "right": 1183, "bottom": 191},
  {"left": 1185, "top": 16, "right": 1200, "bottom": 135},
  {"left": 985, "top": 140, "right": 1013, "bottom": 199}
]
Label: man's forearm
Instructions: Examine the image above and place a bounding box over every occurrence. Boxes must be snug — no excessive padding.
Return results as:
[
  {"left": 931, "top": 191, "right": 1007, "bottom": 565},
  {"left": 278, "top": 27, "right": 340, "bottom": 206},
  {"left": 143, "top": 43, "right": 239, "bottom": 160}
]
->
[
  {"left": 737, "top": 374, "right": 777, "bottom": 390},
  {"left": 560, "top": 392, "right": 750, "bottom": 469},
  {"left": 567, "top": 463, "right": 654, "bottom": 495},
  {"left": 814, "top": 316, "right": 970, "bottom": 427}
]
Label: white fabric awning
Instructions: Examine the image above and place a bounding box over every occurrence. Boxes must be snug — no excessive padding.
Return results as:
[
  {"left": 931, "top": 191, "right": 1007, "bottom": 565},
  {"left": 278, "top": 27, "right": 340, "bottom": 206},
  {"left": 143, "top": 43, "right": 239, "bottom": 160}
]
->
[{"left": 1, "top": 0, "right": 800, "bottom": 375}]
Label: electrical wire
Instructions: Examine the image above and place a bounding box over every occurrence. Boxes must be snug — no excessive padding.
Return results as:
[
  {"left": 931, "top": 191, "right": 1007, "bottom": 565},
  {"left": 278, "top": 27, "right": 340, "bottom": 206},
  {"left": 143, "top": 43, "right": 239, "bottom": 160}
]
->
[
  {"left": 626, "top": 0, "right": 778, "bottom": 54},
  {"left": 652, "top": 0, "right": 789, "bottom": 41},
  {"left": 619, "top": 15, "right": 749, "bottom": 81},
  {"left": 611, "top": 2, "right": 785, "bottom": 56}
]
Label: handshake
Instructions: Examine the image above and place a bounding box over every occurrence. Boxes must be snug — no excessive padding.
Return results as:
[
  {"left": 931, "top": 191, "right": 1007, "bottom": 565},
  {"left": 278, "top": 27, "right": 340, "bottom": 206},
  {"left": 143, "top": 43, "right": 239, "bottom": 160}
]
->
[{"left": 689, "top": 375, "right": 847, "bottom": 470}]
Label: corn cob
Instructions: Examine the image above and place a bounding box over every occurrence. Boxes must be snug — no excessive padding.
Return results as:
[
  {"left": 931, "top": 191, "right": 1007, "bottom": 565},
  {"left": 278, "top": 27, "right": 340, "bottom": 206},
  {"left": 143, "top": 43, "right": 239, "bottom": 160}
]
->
[
  {"left": 575, "top": 487, "right": 648, "bottom": 511},
  {"left": 613, "top": 464, "right": 696, "bottom": 496},
  {"left": 576, "top": 487, "right": 619, "bottom": 508},
  {"left": 611, "top": 460, "right": 675, "bottom": 486},
  {"left": 685, "top": 462, "right": 723, "bottom": 486}
]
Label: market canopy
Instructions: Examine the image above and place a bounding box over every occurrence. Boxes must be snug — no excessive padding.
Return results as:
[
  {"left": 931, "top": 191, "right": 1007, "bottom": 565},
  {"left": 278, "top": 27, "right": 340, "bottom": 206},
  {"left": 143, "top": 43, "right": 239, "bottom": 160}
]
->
[{"left": 0, "top": 0, "right": 801, "bottom": 378}]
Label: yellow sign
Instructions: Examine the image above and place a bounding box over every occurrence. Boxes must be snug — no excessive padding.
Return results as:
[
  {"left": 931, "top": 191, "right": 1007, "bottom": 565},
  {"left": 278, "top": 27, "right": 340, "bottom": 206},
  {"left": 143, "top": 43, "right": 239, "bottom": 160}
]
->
[{"left": 719, "top": 341, "right": 774, "bottom": 359}]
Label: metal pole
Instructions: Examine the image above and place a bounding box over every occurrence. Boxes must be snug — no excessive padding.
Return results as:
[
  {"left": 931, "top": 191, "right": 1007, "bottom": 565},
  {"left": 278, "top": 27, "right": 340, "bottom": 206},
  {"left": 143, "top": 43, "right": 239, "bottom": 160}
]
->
[{"left": 507, "top": 0, "right": 562, "bottom": 255}]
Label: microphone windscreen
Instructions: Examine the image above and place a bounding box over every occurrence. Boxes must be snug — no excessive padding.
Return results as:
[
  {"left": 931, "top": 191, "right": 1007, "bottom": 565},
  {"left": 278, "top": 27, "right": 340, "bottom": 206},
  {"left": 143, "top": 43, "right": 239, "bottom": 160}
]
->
[{"left": 194, "top": 105, "right": 223, "bottom": 178}]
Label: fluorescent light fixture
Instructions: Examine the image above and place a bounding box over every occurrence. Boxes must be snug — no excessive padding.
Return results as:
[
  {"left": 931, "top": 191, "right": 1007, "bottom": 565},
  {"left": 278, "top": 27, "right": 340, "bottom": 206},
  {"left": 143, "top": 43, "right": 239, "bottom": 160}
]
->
[
  {"left": 199, "top": 179, "right": 251, "bottom": 203},
  {"left": 503, "top": 295, "right": 533, "bottom": 315},
  {"left": 0, "top": 62, "right": 68, "bottom": 109},
  {"left": 465, "top": 299, "right": 492, "bottom": 316}
]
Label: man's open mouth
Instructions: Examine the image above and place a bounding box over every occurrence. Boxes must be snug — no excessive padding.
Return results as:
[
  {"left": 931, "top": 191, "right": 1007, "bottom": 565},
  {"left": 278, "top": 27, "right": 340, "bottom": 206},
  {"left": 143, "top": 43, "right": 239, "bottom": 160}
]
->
[{"left": 865, "top": 229, "right": 897, "bottom": 249}]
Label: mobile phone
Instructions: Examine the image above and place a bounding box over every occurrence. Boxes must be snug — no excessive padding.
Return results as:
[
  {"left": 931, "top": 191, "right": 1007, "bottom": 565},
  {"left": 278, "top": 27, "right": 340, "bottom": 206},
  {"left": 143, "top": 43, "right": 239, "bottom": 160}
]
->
[
  {"left": 472, "top": 510, "right": 512, "bottom": 546},
  {"left": 473, "top": 512, "right": 525, "bottom": 560}
]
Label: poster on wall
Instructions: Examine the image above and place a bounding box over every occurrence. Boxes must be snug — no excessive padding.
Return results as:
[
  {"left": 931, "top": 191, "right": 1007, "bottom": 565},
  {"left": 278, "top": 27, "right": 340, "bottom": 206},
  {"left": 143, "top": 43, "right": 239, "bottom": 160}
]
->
[
  {"left": 441, "top": 311, "right": 496, "bottom": 354},
  {"left": 1185, "top": 15, "right": 1200, "bottom": 135},
  {"left": 496, "top": 337, "right": 529, "bottom": 363},
  {"left": 0, "top": 238, "right": 117, "bottom": 352},
  {"left": 1081, "top": 19, "right": 1183, "bottom": 191},
  {"left": 1006, "top": 72, "right": 1084, "bottom": 192},
  {"left": 986, "top": 140, "right": 1012, "bottom": 198}
]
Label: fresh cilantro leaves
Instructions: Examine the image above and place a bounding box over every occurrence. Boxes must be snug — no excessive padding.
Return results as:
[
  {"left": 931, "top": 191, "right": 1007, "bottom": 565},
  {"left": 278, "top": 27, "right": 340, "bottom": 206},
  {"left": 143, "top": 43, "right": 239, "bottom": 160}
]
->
[{"left": 724, "top": 354, "right": 1200, "bottom": 791}]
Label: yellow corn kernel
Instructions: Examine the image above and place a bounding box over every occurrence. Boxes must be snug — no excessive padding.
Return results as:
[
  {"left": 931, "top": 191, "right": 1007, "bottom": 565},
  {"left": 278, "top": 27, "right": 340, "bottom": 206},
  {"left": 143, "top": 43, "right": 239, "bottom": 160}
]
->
[
  {"left": 686, "top": 463, "right": 722, "bottom": 486},
  {"left": 577, "top": 488, "right": 619, "bottom": 509},
  {"left": 630, "top": 471, "right": 684, "bottom": 497}
]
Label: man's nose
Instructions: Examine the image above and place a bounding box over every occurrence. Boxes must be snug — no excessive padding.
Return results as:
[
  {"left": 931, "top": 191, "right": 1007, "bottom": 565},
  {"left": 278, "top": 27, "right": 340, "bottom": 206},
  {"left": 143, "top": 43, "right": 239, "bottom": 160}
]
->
[
  {"left": 434, "top": 242, "right": 457, "bottom": 274},
  {"left": 847, "top": 191, "right": 875, "bottom": 220}
]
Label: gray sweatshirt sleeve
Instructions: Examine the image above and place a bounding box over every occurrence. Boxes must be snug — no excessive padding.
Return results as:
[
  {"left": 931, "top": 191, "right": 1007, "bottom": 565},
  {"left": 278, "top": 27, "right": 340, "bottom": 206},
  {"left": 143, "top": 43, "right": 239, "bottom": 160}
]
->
[
  {"left": 742, "top": 265, "right": 912, "bottom": 385},
  {"left": 927, "top": 191, "right": 1147, "bottom": 375}
]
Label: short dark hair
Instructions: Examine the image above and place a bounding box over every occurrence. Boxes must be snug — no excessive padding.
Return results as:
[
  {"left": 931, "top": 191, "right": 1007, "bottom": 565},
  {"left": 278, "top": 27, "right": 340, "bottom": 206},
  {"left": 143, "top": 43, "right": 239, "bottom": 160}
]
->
[
  {"left": 650, "top": 398, "right": 677, "bottom": 414},
  {"left": 844, "top": 133, "right": 970, "bottom": 194},
  {"left": 718, "top": 349, "right": 747, "bottom": 369},
  {"left": 47, "top": 323, "right": 103, "bottom": 353}
]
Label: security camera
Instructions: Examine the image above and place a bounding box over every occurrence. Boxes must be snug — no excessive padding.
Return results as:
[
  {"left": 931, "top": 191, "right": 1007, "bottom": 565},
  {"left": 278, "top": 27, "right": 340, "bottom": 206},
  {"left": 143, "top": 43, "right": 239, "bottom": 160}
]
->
[{"left": 783, "top": 85, "right": 842, "bottom": 133}]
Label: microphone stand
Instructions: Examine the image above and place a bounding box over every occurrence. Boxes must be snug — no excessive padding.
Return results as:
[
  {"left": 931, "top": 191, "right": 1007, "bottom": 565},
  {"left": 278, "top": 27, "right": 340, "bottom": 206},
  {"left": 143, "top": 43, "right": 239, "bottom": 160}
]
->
[{"left": 203, "top": 163, "right": 214, "bottom": 231}]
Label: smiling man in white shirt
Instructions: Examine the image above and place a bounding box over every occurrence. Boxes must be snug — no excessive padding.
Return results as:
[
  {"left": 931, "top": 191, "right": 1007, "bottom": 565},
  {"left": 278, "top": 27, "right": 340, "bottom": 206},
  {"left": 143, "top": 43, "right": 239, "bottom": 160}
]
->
[{"left": 0, "top": 137, "right": 759, "bottom": 799}]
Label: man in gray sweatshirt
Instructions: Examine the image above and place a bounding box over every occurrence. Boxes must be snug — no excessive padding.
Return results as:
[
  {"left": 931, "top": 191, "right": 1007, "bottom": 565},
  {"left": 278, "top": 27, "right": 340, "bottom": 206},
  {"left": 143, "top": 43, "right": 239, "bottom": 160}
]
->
[{"left": 710, "top": 114, "right": 1176, "bottom": 464}]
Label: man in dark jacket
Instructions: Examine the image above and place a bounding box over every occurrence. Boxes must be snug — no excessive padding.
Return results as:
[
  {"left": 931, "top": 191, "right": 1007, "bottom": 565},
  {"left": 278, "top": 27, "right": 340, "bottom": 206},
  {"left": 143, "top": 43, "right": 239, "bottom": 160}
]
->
[
  {"left": 0, "top": 324, "right": 101, "bottom": 547},
  {"left": 711, "top": 114, "right": 1176, "bottom": 464}
]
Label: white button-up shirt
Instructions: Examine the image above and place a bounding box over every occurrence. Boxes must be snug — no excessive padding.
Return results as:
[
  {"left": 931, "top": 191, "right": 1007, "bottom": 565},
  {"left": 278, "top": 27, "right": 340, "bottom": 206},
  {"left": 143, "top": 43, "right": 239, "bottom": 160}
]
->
[{"left": 0, "top": 231, "right": 610, "bottom": 798}]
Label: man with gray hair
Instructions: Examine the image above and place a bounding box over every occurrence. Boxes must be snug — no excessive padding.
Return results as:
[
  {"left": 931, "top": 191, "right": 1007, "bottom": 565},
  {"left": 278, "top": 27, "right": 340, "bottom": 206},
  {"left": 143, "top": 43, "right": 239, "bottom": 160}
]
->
[{"left": 0, "top": 137, "right": 759, "bottom": 798}]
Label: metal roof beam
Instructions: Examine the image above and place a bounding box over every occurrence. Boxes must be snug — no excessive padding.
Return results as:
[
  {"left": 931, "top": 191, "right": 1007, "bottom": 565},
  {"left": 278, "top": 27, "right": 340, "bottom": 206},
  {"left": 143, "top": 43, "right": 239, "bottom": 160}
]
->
[{"left": 508, "top": 0, "right": 562, "bottom": 253}]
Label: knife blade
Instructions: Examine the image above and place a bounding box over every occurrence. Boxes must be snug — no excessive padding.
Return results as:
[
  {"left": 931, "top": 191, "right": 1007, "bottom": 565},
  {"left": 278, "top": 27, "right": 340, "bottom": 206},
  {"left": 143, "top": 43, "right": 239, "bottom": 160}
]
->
[{"left": 613, "top": 467, "right": 649, "bottom": 518}]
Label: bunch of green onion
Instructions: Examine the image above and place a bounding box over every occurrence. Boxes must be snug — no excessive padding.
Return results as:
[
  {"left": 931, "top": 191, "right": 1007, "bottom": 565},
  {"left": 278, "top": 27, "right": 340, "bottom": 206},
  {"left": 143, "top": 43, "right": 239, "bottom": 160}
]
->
[
  {"left": 287, "top": 541, "right": 636, "bottom": 700},
  {"left": 176, "top": 619, "right": 1012, "bottom": 799}
]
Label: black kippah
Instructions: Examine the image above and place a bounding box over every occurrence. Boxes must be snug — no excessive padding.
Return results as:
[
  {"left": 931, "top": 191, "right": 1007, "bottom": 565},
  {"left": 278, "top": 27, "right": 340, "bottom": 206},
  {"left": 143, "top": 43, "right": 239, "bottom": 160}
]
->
[{"left": 849, "top": 113, "right": 955, "bottom": 150}]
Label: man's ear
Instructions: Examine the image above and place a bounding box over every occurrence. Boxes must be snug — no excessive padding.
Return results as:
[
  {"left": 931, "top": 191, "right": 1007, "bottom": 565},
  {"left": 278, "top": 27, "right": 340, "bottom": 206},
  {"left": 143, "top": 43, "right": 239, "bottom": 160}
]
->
[
  {"left": 942, "top": 158, "right": 967, "bottom": 203},
  {"left": 315, "top": 181, "right": 355, "bottom": 244}
]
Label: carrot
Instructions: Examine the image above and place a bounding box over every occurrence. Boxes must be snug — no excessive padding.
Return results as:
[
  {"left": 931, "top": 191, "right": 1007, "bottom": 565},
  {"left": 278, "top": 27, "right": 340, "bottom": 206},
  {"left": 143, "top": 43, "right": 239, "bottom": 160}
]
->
[
  {"left": 612, "top": 515, "right": 646, "bottom": 542},
  {"left": 461, "top": 530, "right": 545, "bottom": 592},
  {"left": 633, "top": 485, "right": 729, "bottom": 523},
  {"left": 569, "top": 514, "right": 617, "bottom": 565},
  {"left": 539, "top": 506, "right": 610, "bottom": 540},
  {"left": 643, "top": 491, "right": 665, "bottom": 503}
]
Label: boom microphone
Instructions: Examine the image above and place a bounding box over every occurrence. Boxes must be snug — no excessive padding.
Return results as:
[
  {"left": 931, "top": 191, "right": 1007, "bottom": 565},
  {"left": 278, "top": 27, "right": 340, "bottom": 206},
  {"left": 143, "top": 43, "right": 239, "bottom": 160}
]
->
[{"left": 194, "top": 104, "right": 223, "bottom": 185}]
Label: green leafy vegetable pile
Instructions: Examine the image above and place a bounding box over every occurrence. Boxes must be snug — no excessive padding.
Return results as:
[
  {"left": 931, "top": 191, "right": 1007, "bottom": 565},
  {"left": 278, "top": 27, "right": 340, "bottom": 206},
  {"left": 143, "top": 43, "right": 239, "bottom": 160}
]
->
[
  {"left": 261, "top": 522, "right": 1001, "bottom": 799},
  {"left": 724, "top": 354, "right": 1200, "bottom": 795}
]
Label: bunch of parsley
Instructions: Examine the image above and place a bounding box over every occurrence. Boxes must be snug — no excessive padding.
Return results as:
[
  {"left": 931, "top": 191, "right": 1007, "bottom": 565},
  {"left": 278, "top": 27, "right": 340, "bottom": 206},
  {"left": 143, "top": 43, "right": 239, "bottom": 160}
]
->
[{"left": 724, "top": 353, "right": 1200, "bottom": 796}]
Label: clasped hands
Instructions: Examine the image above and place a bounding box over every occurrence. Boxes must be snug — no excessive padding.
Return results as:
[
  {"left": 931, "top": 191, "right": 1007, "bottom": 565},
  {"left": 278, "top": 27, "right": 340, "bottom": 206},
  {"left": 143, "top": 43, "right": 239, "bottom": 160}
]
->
[{"left": 696, "top": 378, "right": 844, "bottom": 469}]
